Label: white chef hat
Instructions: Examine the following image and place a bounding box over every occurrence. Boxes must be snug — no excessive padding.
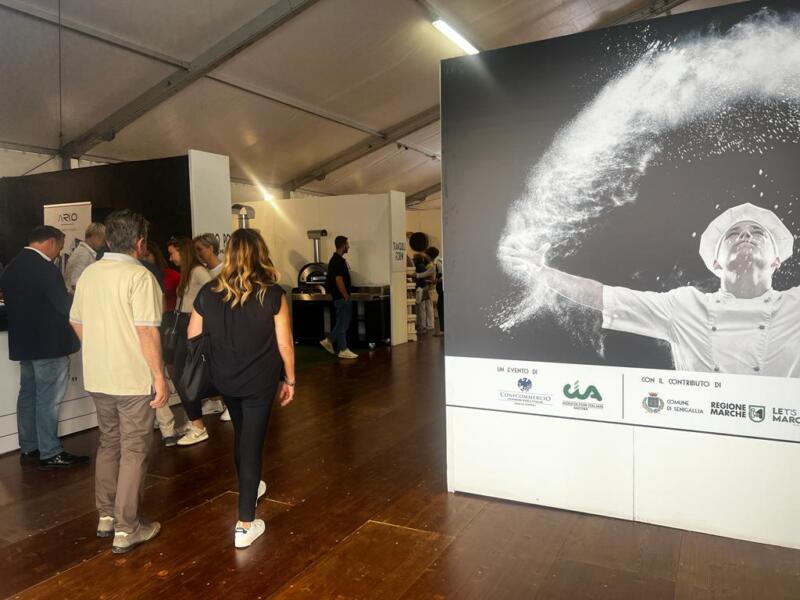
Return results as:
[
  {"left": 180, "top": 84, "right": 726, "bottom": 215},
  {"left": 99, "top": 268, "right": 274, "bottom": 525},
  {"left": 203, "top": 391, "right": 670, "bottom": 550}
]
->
[{"left": 699, "top": 203, "right": 794, "bottom": 275}]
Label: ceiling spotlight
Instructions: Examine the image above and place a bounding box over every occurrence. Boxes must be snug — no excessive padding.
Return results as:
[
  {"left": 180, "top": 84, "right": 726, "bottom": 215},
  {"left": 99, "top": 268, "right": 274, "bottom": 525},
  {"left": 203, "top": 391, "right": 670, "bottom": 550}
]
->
[{"left": 432, "top": 19, "right": 479, "bottom": 55}]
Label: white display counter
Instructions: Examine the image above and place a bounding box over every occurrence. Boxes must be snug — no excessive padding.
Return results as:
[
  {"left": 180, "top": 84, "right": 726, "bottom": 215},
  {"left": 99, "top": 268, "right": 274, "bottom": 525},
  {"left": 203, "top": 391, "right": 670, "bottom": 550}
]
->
[{"left": 0, "top": 331, "right": 95, "bottom": 454}]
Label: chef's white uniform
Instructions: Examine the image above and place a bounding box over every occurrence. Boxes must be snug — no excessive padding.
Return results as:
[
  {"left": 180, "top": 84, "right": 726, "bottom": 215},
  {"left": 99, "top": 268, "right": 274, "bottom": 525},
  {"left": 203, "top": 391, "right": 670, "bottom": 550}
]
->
[{"left": 602, "top": 285, "right": 800, "bottom": 377}]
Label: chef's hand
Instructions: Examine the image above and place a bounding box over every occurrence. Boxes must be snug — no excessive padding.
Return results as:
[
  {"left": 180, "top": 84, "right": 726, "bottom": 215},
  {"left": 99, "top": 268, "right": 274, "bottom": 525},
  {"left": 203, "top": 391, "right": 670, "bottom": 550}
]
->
[
  {"left": 278, "top": 381, "right": 295, "bottom": 407},
  {"left": 499, "top": 238, "right": 551, "bottom": 277}
]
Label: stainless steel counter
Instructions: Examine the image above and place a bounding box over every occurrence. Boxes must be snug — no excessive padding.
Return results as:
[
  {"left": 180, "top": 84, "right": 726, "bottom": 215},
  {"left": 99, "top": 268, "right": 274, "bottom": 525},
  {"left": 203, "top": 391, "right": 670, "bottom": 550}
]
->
[{"left": 291, "top": 285, "right": 390, "bottom": 302}]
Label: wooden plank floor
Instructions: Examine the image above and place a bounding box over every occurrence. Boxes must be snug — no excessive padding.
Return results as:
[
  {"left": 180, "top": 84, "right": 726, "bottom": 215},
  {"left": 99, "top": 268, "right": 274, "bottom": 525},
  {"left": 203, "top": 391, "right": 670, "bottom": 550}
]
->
[{"left": 2, "top": 337, "right": 800, "bottom": 599}]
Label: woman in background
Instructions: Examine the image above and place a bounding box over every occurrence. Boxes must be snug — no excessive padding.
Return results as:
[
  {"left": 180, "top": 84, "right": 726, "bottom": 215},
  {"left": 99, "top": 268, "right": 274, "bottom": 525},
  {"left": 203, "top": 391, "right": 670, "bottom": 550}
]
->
[
  {"left": 187, "top": 228, "right": 295, "bottom": 548},
  {"left": 167, "top": 237, "right": 212, "bottom": 445},
  {"left": 192, "top": 233, "right": 230, "bottom": 420},
  {"left": 194, "top": 233, "right": 223, "bottom": 278},
  {"left": 141, "top": 241, "right": 180, "bottom": 446}
]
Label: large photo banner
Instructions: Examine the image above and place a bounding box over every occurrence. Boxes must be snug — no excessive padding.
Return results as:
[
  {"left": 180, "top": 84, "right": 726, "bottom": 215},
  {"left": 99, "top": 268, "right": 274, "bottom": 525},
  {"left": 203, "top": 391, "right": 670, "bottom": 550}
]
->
[{"left": 442, "top": 1, "right": 800, "bottom": 443}]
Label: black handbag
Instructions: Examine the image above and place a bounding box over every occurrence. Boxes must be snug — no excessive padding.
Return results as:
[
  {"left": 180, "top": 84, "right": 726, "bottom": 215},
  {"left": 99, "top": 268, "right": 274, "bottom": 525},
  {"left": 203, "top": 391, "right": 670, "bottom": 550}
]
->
[
  {"left": 160, "top": 295, "right": 184, "bottom": 363},
  {"left": 180, "top": 333, "right": 217, "bottom": 403}
]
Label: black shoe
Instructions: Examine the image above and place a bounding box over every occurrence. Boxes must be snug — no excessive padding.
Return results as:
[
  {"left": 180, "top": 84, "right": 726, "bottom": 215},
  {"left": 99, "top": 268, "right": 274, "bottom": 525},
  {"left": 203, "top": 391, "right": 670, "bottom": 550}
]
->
[
  {"left": 38, "top": 451, "right": 90, "bottom": 470},
  {"left": 20, "top": 449, "right": 40, "bottom": 462}
]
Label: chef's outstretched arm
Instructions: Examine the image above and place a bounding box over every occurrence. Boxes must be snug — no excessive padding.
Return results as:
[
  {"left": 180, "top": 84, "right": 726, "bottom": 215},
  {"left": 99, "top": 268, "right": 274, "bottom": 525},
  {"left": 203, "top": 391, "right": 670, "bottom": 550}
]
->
[{"left": 499, "top": 238, "right": 603, "bottom": 311}]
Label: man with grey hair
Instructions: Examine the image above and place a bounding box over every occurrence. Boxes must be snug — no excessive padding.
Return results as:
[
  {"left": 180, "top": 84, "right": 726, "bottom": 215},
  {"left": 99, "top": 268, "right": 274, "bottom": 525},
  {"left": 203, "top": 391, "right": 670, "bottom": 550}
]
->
[
  {"left": 502, "top": 203, "right": 800, "bottom": 377},
  {"left": 65, "top": 222, "right": 106, "bottom": 292},
  {"left": 70, "top": 209, "right": 168, "bottom": 553}
]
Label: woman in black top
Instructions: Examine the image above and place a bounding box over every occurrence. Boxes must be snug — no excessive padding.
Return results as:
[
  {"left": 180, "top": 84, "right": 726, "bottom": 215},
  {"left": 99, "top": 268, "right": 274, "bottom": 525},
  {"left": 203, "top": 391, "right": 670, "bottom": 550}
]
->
[{"left": 187, "top": 229, "right": 295, "bottom": 548}]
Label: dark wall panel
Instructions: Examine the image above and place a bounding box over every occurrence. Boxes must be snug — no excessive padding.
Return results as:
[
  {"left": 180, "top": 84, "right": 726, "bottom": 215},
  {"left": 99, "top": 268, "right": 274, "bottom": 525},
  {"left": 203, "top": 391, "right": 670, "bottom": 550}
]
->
[{"left": 0, "top": 156, "right": 190, "bottom": 264}]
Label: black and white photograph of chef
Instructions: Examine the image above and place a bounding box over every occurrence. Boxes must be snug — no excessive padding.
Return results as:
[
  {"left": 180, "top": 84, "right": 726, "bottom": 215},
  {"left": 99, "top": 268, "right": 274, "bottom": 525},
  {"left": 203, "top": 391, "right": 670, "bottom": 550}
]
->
[
  {"left": 502, "top": 203, "right": 798, "bottom": 377},
  {"left": 442, "top": 1, "right": 800, "bottom": 374}
]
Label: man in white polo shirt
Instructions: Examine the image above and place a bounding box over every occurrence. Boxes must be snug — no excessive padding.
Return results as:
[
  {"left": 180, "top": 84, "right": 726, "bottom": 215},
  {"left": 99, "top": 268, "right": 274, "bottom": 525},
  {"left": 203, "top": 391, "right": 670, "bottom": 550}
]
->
[
  {"left": 70, "top": 209, "right": 169, "bottom": 554},
  {"left": 501, "top": 203, "right": 799, "bottom": 377}
]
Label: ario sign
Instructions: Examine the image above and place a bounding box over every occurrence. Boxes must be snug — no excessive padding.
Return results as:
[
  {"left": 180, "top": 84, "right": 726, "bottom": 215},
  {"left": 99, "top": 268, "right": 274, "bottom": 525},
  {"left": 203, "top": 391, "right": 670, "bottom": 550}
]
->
[{"left": 57, "top": 212, "right": 79, "bottom": 224}]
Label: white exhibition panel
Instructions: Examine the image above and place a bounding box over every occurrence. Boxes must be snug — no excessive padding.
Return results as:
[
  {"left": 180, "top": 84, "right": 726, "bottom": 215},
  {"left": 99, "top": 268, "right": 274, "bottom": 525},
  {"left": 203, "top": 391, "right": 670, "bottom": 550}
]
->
[
  {"left": 188, "top": 149, "right": 234, "bottom": 243},
  {"left": 237, "top": 191, "right": 408, "bottom": 344},
  {"left": 446, "top": 406, "right": 634, "bottom": 520},
  {"left": 446, "top": 355, "right": 800, "bottom": 548},
  {"left": 633, "top": 427, "right": 800, "bottom": 549}
]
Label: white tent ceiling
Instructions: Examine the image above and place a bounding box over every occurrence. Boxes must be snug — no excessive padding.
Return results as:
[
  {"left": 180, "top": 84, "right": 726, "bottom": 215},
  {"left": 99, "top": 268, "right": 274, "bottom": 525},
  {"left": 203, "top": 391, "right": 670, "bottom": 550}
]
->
[{"left": 0, "top": 0, "right": 743, "bottom": 203}]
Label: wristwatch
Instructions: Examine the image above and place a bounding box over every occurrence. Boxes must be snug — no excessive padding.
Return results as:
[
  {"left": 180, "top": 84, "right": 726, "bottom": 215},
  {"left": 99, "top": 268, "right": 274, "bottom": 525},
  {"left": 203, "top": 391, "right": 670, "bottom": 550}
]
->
[{"left": 283, "top": 378, "right": 296, "bottom": 387}]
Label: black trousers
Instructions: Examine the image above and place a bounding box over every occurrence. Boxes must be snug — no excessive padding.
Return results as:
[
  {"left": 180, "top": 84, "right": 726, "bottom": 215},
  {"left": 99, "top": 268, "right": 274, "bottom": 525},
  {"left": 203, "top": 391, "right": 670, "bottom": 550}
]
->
[
  {"left": 436, "top": 281, "right": 444, "bottom": 332},
  {"left": 224, "top": 385, "right": 277, "bottom": 522},
  {"left": 172, "top": 313, "right": 202, "bottom": 421}
]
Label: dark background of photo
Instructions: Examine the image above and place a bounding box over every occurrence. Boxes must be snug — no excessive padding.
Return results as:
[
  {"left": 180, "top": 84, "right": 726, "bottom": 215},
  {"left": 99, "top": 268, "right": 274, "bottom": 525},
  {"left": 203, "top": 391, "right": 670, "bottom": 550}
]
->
[{"left": 441, "top": 0, "right": 800, "bottom": 368}]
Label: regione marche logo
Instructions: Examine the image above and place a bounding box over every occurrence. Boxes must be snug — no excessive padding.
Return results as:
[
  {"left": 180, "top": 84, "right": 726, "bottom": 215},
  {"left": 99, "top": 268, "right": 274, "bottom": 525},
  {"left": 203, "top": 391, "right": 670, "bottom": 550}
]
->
[
  {"left": 517, "top": 377, "right": 533, "bottom": 392},
  {"left": 748, "top": 405, "right": 766, "bottom": 423}
]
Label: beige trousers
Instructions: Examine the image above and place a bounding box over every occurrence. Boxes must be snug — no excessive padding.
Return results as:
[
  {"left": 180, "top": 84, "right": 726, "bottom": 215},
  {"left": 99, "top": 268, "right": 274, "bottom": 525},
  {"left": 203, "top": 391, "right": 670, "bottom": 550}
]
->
[{"left": 92, "top": 392, "right": 155, "bottom": 533}]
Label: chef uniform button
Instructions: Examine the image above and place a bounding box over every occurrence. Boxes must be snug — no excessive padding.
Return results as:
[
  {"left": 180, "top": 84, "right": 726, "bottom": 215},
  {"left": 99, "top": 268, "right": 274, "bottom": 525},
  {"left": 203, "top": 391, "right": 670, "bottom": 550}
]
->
[
  {"left": 754, "top": 366, "right": 761, "bottom": 372},
  {"left": 758, "top": 324, "right": 766, "bottom": 330},
  {"left": 713, "top": 367, "right": 720, "bottom": 372},
  {"left": 764, "top": 298, "right": 770, "bottom": 303},
  {"left": 711, "top": 326, "right": 717, "bottom": 331}
]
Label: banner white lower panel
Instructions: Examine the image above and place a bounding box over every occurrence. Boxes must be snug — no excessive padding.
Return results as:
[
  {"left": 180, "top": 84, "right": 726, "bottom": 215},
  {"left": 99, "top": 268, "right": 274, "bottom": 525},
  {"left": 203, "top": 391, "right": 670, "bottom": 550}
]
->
[
  {"left": 633, "top": 427, "right": 800, "bottom": 549},
  {"left": 447, "top": 406, "right": 634, "bottom": 520}
]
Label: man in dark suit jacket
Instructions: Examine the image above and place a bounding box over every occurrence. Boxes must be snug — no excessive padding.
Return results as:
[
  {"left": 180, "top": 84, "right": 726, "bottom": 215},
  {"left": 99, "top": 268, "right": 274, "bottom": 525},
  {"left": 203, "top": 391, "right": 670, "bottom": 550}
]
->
[{"left": 0, "top": 225, "right": 89, "bottom": 469}]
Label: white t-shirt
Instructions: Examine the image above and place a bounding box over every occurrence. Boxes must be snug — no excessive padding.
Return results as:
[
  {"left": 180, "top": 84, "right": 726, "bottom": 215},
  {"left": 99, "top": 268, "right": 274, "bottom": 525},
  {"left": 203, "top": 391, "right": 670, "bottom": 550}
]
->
[
  {"left": 180, "top": 266, "right": 212, "bottom": 313},
  {"left": 602, "top": 285, "right": 800, "bottom": 377}
]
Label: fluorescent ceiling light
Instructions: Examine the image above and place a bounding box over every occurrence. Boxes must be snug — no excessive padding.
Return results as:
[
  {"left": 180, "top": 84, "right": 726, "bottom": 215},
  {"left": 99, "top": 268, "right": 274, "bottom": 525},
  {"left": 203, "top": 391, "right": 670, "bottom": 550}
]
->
[{"left": 432, "top": 19, "right": 478, "bottom": 55}]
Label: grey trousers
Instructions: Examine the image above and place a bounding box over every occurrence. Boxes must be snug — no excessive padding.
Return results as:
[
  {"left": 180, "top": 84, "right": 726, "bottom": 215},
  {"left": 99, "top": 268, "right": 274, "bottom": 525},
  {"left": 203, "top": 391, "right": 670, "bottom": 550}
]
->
[{"left": 92, "top": 392, "right": 155, "bottom": 533}]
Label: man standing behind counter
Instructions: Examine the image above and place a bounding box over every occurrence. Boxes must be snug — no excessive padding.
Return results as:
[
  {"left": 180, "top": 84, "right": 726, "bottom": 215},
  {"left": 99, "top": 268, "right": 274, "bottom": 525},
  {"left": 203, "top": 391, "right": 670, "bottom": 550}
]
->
[
  {"left": 0, "top": 225, "right": 89, "bottom": 469},
  {"left": 65, "top": 222, "right": 106, "bottom": 293},
  {"left": 70, "top": 210, "right": 169, "bottom": 554},
  {"left": 320, "top": 235, "right": 358, "bottom": 359}
]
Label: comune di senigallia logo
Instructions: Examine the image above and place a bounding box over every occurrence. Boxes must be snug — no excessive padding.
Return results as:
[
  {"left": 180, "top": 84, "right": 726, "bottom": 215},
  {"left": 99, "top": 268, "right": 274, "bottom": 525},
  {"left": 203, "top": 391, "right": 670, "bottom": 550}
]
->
[
  {"left": 642, "top": 392, "right": 664, "bottom": 413},
  {"left": 517, "top": 377, "right": 533, "bottom": 393}
]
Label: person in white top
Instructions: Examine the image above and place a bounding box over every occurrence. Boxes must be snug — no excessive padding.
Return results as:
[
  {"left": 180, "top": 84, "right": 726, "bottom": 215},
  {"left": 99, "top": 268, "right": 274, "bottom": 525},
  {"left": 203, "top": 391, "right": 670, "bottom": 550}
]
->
[
  {"left": 194, "top": 233, "right": 223, "bottom": 278},
  {"left": 501, "top": 203, "right": 799, "bottom": 377},
  {"left": 167, "top": 237, "right": 213, "bottom": 444},
  {"left": 192, "top": 233, "right": 228, "bottom": 420},
  {"left": 65, "top": 223, "right": 106, "bottom": 293}
]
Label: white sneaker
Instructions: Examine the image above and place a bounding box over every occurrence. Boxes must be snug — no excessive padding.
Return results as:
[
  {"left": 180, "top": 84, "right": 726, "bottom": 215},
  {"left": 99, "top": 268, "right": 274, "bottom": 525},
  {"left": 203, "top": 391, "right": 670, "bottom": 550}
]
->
[
  {"left": 201, "top": 399, "right": 224, "bottom": 415},
  {"left": 338, "top": 348, "right": 358, "bottom": 359},
  {"left": 220, "top": 407, "right": 231, "bottom": 421},
  {"left": 176, "top": 425, "right": 209, "bottom": 446},
  {"left": 320, "top": 338, "right": 335, "bottom": 355},
  {"left": 257, "top": 480, "right": 266, "bottom": 505},
  {"left": 235, "top": 519, "right": 265, "bottom": 549}
]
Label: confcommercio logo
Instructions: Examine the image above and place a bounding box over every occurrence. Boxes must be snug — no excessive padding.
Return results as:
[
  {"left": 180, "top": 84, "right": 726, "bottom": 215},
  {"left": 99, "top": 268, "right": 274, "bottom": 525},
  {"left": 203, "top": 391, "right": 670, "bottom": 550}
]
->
[{"left": 517, "top": 377, "right": 533, "bottom": 392}]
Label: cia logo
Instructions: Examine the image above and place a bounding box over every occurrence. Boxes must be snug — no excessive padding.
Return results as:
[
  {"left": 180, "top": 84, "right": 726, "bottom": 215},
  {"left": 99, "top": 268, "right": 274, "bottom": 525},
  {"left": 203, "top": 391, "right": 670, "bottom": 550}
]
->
[
  {"left": 748, "top": 405, "right": 765, "bottom": 423},
  {"left": 517, "top": 377, "right": 533, "bottom": 392},
  {"left": 642, "top": 392, "right": 664, "bottom": 413}
]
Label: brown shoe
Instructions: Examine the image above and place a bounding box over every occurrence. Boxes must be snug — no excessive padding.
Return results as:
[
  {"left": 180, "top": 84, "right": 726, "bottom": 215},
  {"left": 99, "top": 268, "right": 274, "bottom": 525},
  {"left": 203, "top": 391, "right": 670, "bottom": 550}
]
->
[{"left": 112, "top": 521, "right": 161, "bottom": 554}]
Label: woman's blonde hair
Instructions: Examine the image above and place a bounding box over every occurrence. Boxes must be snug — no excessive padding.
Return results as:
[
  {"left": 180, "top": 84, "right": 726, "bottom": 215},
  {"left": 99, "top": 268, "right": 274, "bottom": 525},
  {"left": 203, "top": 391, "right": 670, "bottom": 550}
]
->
[{"left": 213, "top": 229, "right": 279, "bottom": 307}]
